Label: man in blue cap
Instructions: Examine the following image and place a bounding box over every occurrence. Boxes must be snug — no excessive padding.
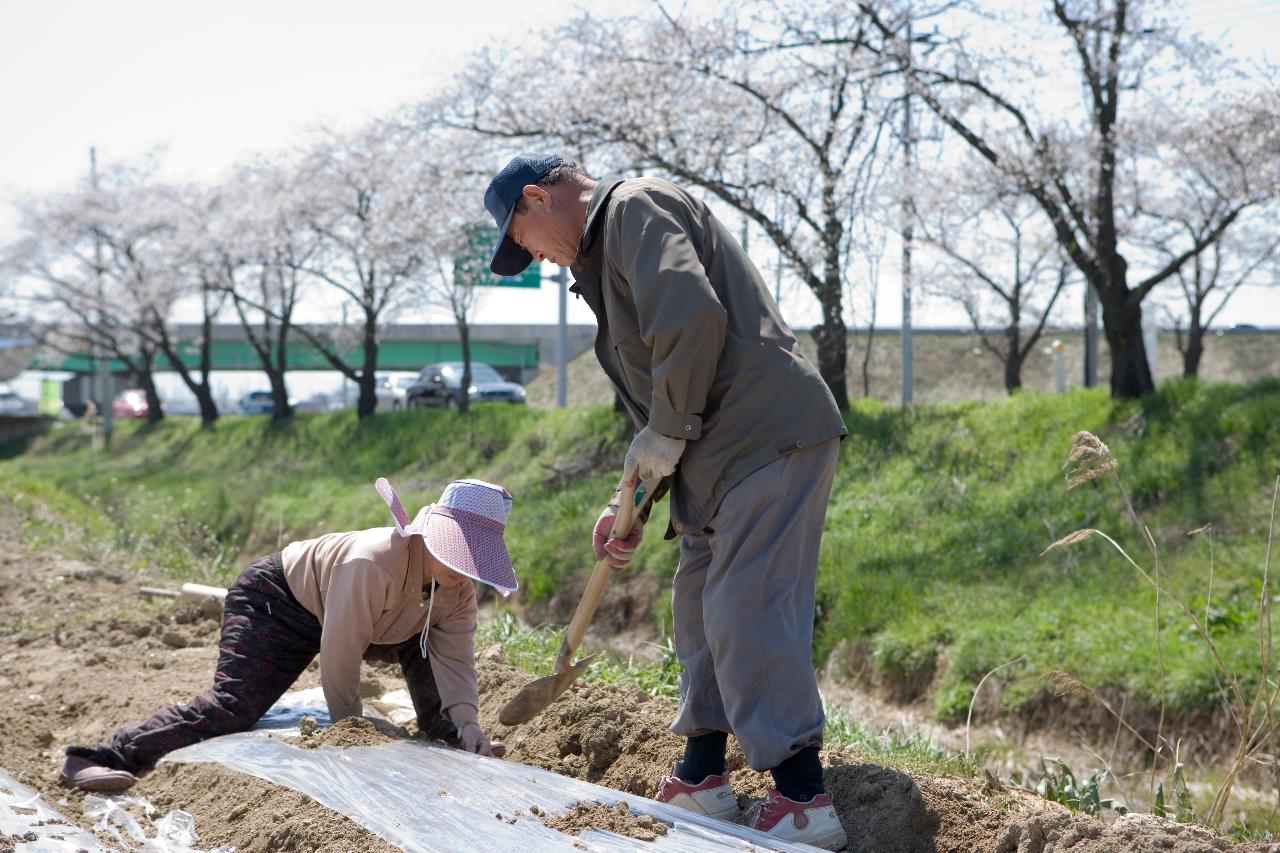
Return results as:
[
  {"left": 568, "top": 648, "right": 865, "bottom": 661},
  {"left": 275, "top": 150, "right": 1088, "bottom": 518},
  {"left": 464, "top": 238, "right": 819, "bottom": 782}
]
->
[{"left": 483, "top": 156, "right": 847, "bottom": 851}]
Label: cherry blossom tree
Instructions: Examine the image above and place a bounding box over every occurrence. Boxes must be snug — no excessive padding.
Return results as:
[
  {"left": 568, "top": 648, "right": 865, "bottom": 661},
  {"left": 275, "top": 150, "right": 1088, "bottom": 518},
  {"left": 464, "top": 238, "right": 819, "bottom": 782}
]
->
[
  {"left": 916, "top": 167, "right": 1070, "bottom": 393},
  {"left": 1135, "top": 91, "right": 1280, "bottom": 378},
  {"left": 282, "top": 120, "right": 435, "bottom": 417},
  {"left": 436, "top": 0, "right": 915, "bottom": 409},
  {"left": 1153, "top": 212, "right": 1279, "bottom": 378},
  {"left": 199, "top": 161, "right": 319, "bottom": 421},
  {"left": 6, "top": 158, "right": 179, "bottom": 423},
  {"left": 862, "top": 0, "right": 1280, "bottom": 397}
]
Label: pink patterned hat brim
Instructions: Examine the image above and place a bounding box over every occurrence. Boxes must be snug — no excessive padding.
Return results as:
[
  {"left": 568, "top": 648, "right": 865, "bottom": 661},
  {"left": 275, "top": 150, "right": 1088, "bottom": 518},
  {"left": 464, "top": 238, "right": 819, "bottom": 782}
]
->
[{"left": 424, "top": 509, "right": 518, "bottom": 596}]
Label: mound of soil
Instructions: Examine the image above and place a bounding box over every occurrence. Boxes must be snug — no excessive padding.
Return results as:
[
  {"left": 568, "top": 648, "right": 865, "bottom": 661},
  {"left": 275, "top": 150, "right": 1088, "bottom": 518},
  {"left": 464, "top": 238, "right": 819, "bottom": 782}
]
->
[
  {"left": 298, "top": 716, "right": 399, "bottom": 750},
  {"left": 142, "top": 761, "right": 401, "bottom": 853},
  {"left": 476, "top": 653, "right": 688, "bottom": 795},
  {"left": 539, "top": 801, "right": 669, "bottom": 841},
  {"left": 477, "top": 648, "right": 1278, "bottom": 853}
]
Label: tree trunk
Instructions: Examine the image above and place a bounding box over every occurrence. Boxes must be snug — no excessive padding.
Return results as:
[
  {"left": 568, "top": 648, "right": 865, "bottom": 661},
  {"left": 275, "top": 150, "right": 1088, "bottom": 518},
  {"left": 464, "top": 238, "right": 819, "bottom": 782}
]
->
[
  {"left": 157, "top": 340, "right": 220, "bottom": 427},
  {"left": 270, "top": 315, "right": 292, "bottom": 421},
  {"left": 1098, "top": 281, "right": 1155, "bottom": 398},
  {"left": 356, "top": 317, "right": 378, "bottom": 418},
  {"left": 1004, "top": 323, "right": 1023, "bottom": 394},
  {"left": 811, "top": 275, "right": 849, "bottom": 410},
  {"left": 194, "top": 385, "right": 218, "bottom": 425},
  {"left": 138, "top": 351, "right": 165, "bottom": 425},
  {"left": 269, "top": 369, "right": 293, "bottom": 421},
  {"left": 457, "top": 317, "right": 472, "bottom": 415},
  {"left": 151, "top": 302, "right": 220, "bottom": 427},
  {"left": 196, "top": 293, "right": 219, "bottom": 427},
  {"left": 1183, "top": 304, "right": 1204, "bottom": 379},
  {"left": 860, "top": 325, "right": 876, "bottom": 398}
]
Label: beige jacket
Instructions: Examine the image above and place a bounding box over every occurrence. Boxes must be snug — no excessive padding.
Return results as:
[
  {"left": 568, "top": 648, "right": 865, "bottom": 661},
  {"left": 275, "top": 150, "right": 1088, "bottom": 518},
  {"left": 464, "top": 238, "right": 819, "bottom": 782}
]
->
[
  {"left": 281, "top": 527, "right": 479, "bottom": 726},
  {"left": 570, "top": 176, "right": 847, "bottom": 532}
]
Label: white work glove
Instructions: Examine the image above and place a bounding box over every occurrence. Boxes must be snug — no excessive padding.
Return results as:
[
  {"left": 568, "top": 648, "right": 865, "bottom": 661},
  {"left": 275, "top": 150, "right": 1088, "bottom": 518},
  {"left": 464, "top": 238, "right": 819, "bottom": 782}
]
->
[
  {"left": 623, "top": 426, "right": 686, "bottom": 483},
  {"left": 593, "top": 503, "right": 643, "bottom": 570},
  {"left": 457, "top": 720, "right": 505, "bottom": 758}
]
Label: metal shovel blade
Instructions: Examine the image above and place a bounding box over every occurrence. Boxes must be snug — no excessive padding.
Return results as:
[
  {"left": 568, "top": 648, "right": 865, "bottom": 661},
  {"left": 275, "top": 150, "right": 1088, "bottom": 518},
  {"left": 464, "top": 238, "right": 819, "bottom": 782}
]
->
[{"left": 498, "top": 653, "right": 598, "bottom": 726}]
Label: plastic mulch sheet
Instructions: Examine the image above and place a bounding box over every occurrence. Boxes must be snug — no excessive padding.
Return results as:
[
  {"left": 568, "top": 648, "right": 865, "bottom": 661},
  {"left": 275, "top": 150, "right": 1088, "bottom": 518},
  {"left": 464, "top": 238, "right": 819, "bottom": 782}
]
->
[
  {"left": 0, "top": 767, "right": 111, "bottom": 852},
  {"left": 164, "top": 691, "right": 822, "bottom": 852}
]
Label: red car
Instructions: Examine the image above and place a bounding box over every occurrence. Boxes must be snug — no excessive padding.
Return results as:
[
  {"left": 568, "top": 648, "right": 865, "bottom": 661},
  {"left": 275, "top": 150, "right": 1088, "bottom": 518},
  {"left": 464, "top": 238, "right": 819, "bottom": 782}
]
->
[{"left": 111, "top": 389, "right": 161, "bottom": 419}]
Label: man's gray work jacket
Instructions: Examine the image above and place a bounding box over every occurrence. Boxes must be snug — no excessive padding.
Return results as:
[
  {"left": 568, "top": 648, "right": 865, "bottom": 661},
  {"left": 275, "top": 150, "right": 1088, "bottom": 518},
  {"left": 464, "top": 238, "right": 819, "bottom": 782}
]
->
[{"left": 570, "top": 176, "right": 847, "bottom": 534}]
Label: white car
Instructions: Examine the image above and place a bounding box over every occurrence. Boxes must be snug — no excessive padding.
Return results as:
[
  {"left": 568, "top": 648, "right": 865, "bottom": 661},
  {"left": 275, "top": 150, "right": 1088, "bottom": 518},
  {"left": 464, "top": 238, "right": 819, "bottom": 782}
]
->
[
  {"left": 0, "top": 390, "right": 29, "bottom": 415},
  {"left": 374, "top": 375, "right": 416, "bottom": 411}
]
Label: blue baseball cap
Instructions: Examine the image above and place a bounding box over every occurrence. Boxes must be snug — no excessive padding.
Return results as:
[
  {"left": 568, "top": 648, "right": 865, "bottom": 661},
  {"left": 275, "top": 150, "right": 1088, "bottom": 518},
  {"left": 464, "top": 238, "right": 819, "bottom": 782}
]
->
[{"left": 484, "top": 154, "right": 565, "bottom": 276}]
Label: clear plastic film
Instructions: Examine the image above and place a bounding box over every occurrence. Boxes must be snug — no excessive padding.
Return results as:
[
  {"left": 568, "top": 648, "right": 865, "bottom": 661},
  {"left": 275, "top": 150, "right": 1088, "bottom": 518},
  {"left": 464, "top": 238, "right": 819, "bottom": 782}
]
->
[
  {"left": 165, "top": 691, "right": 821, "bottom": 852},
  {"left": 0, "top": 767, "right": 110, "bottom": 853},
  {"left": 82, "top": 795, "right": 233, "bottom": 853}
]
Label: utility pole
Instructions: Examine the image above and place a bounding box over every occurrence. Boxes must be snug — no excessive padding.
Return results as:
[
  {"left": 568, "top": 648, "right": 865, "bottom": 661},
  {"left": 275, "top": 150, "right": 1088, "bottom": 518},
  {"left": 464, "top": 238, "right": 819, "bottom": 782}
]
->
[
  {"left": 90, "top": 147, "right": 113, "bottom": 449},
  {"left": 900, "top": 20, "right": 915, "bottom": 407},
  {"left": 774, "top": 202, "right": 785, "bottom": 306},
  {"left": 556, "top": 265, "right": 568, "bottom": 408},
  {"left": 775, "top": 251, "right": 783, "bottom": 306},
  {"left": 1084, "top": 284, "right": 1098, "bottom": 387},
  {"left": 1084, "top": 0, "right": 1102, "bottom": 389}
]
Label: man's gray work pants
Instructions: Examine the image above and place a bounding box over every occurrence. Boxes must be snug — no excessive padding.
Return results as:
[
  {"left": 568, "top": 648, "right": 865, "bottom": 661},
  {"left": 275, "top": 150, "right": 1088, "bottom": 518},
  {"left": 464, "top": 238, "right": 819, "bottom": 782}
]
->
[{"left": 669, "top": 437, "right": 840, "bottom": 771}]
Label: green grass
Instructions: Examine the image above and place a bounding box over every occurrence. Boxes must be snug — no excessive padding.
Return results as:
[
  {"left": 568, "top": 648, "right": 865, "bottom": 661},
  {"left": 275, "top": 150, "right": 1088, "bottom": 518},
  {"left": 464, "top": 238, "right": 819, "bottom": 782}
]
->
[
  {"left": 477, "top": 611, "right": 683, "bottom": 700},
  {"left": 3, "top": 378, "right": 1279, "bottom": 728},
  {"left": 0, "top": 405, "right": 681, "bottom": 614}
]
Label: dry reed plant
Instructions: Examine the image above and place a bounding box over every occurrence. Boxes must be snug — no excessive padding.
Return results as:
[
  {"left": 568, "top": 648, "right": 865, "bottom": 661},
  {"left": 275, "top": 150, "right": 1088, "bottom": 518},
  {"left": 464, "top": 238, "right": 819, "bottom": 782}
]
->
[{"left": 1046, "top": 430, "right": 1280, "bottom": 828}]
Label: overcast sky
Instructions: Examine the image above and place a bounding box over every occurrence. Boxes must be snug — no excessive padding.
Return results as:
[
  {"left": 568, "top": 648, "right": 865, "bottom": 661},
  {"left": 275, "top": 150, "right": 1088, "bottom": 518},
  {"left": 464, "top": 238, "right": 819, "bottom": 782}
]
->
[{"left": 1, "top": 0, "right": 1276, "bottom": 331}]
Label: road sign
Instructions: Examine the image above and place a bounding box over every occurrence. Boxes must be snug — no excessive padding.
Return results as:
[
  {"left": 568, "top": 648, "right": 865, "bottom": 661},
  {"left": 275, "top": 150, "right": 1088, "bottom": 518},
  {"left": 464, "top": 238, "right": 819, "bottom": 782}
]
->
[{"left": 458, "top": 225, "right": 541, "bottom": 289}]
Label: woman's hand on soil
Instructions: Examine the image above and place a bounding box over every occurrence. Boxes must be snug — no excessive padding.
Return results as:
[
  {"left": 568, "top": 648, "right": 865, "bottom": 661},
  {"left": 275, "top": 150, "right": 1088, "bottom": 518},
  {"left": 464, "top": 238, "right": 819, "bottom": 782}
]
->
[{"left": 460, "top": 721, "right": 504, "bottom": 757}]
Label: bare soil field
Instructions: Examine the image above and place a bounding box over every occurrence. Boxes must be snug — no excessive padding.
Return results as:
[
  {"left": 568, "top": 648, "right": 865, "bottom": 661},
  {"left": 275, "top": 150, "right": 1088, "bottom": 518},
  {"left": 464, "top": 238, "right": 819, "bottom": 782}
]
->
[{"left": 0, "top": 505, "right": 1275, "bottom": 852}]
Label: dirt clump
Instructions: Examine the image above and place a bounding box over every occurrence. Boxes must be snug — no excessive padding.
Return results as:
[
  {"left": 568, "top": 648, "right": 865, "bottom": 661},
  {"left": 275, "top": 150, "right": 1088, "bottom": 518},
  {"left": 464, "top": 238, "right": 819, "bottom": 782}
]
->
[
  {"left": 539, "top": 800, "right": 670, "bottom": 841},
  {"left": 1, "top": 832, "right": 40, "bottom": 853},
  {"left": 298, "top": 716, "right": 400, "bottom": 749}
]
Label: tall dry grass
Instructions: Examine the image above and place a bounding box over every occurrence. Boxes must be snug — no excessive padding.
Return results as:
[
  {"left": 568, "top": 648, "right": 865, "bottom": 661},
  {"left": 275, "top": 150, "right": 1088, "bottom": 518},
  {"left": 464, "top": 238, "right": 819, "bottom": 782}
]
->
[{"left": 1044, "top": 430, "right": 1280, "bottom": 828}]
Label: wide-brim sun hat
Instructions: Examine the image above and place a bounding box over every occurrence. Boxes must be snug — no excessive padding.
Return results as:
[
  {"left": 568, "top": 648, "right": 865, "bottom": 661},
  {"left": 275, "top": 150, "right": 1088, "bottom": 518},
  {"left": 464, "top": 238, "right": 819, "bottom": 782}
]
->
[{"left": 375, "top": 477, "right": 518, "bottom": 596}]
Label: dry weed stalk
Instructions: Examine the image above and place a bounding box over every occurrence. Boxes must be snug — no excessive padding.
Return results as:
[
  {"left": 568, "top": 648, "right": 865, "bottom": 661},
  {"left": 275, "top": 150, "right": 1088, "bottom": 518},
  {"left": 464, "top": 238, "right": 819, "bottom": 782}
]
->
[
  {"left": 1048, "top": 430, "right": 1280, "bottom": 828},
  {"left": 1045, "top": 671, "right": 1158, "bottom": 754},
  {"left": 966, "top": 655, "right": 1025, "bottom": 760},
  {"left": 1063, "top": 431, "right": 1118, "bottom": 489}
]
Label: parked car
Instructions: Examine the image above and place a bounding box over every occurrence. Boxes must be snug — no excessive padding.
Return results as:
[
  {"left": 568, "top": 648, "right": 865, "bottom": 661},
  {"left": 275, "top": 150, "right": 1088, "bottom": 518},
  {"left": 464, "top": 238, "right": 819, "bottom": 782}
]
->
[
  {"left": 112, "top": 389, "right": 160, "bottom": 420},
  {"left": 374, "top": 375, "right": 416, "bottom": 411},
  {"left": 289, "top": 392, "right": 333, "bottom": 414},
  {"left": 406, "top": 362, "right": 527, "bottom": 409},
  {"left": 0, "top": 390, "right": 29, "bottom": 416},
  {"left": 238, "top": 391, "right": 276, "bottom": 415}
]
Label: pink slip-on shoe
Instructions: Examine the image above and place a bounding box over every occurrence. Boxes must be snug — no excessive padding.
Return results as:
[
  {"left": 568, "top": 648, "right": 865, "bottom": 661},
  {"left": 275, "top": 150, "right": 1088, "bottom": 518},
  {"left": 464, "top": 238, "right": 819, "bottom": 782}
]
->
[
  {"left": 746, "top": 786, "right": 847, "bottom": 851},
  {"left": 59, "top": 755, "right": 136, "bottom": 793},
  {"left": 654, "top": 765, "right": 740, "bottom": 822}
]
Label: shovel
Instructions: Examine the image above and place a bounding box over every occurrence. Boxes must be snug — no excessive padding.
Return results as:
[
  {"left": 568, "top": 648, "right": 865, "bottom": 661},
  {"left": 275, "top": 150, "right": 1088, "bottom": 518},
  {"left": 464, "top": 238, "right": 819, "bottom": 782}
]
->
[{"left": 499, "top": 477, "right": 658, "bottom": 726}]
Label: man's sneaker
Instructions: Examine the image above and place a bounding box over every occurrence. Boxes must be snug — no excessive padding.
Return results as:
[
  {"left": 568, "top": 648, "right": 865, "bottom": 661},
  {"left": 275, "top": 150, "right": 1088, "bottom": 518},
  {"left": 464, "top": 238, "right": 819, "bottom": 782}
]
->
[
  {"left": 746, "top": 787, "right": 846, "bottom": 851},
  {"left": 654, "top": 765, "right": 740, "bottom": 822}
]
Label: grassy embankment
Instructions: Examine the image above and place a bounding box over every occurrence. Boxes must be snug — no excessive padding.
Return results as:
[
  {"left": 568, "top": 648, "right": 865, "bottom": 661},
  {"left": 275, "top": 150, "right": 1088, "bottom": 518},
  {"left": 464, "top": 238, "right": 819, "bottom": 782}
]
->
[{"left": 2, "top": 378, "right": 1279, "bottom": 733}]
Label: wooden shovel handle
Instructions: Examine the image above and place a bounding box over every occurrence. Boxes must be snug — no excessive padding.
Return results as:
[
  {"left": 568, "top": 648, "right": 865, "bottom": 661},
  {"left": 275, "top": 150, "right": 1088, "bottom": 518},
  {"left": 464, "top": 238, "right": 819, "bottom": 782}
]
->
[{"left": 554, "top": 478, "right": 658, "bottom": 673}]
